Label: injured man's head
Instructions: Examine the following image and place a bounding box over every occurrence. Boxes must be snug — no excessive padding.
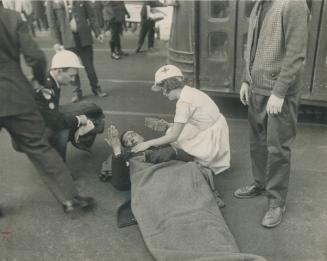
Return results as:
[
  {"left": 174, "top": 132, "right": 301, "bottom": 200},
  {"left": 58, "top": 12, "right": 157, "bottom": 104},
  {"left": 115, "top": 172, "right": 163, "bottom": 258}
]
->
[{"left": 121, "top": 131, "right": 145, "bottom": 148}]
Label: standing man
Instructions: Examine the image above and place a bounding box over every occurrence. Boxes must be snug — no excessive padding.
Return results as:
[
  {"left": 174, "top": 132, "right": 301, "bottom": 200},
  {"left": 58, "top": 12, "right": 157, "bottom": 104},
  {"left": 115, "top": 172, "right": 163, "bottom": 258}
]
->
[
  {"left": 103, "top": 1, "right": 130, "bottom": 60},
  {"left": 234, "top": 0, "right": 309, "bottom": 228},
  {"left": 0, "top": 4, "right": 95, "bottom": 216},
  {"left": 46, "top": 0, "right": 107, "bottom": 103},
  {"left": 135, "top": 1, "right": 163, "bottom": 53}
]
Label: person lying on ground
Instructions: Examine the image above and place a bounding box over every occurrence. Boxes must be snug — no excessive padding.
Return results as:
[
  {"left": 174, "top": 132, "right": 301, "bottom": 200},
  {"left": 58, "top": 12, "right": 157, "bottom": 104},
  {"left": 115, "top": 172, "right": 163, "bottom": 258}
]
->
[{"left": 102, "top": 125, "right": 225, "bottom": 207}]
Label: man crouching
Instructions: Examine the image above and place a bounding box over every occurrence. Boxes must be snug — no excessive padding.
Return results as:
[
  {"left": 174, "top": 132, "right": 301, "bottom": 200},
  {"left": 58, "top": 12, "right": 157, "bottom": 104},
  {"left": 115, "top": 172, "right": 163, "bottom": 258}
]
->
[{"left": 33, "top": 50, "right": 89, "bottom": 161}]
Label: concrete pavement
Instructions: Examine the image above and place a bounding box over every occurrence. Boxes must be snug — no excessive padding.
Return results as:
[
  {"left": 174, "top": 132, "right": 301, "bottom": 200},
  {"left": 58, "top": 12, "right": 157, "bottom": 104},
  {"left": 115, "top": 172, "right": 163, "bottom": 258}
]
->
[{"left": 1, "top": 30, "right": 327, "bottom": 261}]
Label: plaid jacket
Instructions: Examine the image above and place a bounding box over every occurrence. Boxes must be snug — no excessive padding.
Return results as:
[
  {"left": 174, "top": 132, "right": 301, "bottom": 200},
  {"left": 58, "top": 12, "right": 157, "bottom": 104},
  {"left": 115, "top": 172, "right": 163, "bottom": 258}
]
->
[{"left": 243, "top": 0, "right": 309, "bottom": 98}]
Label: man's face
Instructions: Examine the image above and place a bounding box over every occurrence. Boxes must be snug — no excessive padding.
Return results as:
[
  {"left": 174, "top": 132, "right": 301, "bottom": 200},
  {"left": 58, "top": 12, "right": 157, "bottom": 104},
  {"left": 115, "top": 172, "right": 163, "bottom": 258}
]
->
[
  {"left": 122, "top": 131, "right": 145, "bottom": 148},
  {"left": 56, "top": 68, "right": 78, "bottom": 86}
]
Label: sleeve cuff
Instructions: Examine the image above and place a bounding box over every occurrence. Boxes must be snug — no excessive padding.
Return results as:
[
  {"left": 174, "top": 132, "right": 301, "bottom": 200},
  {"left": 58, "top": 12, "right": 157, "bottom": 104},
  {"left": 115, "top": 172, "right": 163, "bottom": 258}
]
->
[{"left": 272, "top": 82, "right": 288, "bottom": 98}]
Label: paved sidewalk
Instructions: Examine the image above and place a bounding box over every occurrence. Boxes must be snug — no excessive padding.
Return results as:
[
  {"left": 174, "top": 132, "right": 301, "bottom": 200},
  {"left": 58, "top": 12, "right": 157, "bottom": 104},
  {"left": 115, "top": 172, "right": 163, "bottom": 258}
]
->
[{"left": 1, "top": 31, "right": 326, "bottom": 261}]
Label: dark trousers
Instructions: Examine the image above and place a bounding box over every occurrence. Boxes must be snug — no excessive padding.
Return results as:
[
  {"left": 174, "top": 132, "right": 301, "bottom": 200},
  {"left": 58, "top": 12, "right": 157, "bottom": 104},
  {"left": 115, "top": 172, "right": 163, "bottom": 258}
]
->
[
  {"left": 0, "top": 110, "right": 78, "bottom": 204},
  {"left": 248, "top": 92, "right": 299, "bottom": 207},
  {"left": 109, "top": 22, "right": 123, "bottom": 54},
  {"left": 48, "top": 129, "right": 70, "bottom": 162},
  {"left": 69, "top": 33, "right": 99, "bottom": 95},
  {"left": 110, "top": 146, "right": 193, "bottom": 191},
  {"left": 137, "top": 19, "right": 155, "bottom": 50}
]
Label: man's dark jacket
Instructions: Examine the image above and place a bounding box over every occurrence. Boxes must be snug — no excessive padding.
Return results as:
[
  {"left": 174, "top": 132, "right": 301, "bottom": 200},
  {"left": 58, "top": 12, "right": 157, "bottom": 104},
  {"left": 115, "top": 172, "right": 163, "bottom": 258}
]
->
[
  {"left": 34, "top": 73, "right": 105, "bottom": 151},
  {"left": 34, "top": 73, "right": 78, "bottom": 131},
  {"left": 0, "top": 6, "right": 46, "bottom": 117},
  {"left": 103, "top": 1, "right": 129, "bottom": 23}
]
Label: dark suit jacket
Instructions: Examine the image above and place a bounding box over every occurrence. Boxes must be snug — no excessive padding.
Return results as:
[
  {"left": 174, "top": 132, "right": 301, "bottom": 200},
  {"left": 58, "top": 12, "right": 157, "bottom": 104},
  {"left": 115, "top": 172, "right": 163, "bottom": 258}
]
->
[
  {"left": 46, "top": 0, "right": 101, "bottom": 48},
  {"left": 0, "top": 7, "right": 46, "bottom": 117},
  {"left": 34, "top": 73, "right": 78, "bottom": 131}
]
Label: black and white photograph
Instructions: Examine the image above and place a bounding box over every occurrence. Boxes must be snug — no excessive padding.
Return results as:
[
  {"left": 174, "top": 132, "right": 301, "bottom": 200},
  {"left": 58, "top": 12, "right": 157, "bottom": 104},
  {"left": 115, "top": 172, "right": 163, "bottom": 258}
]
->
[{"left": 0, "top": 0, "right": 326, "bottom": 260}]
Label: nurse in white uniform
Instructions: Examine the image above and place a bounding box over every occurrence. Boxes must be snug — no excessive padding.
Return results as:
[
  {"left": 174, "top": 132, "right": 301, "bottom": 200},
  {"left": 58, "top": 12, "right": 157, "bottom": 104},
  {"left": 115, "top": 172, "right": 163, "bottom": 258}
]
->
[{"left": 132, "top": 65, "right": 230, "bottom": 174}]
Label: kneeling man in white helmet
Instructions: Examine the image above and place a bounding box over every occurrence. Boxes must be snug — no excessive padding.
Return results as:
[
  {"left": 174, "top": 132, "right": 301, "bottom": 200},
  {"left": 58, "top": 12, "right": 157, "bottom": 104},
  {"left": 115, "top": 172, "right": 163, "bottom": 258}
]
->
[{"left": 33, "top": 50, "right": 89, "bottom": 161}]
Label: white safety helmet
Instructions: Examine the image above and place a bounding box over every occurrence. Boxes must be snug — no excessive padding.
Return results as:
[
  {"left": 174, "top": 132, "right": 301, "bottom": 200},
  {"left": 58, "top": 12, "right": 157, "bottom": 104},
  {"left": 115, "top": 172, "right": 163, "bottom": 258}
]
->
[
  {"left": 50, "top": 50, "right": 84, "bottom": 69},
  {"left": 152, "top": 64, "right": 183, "bottom": 92}
]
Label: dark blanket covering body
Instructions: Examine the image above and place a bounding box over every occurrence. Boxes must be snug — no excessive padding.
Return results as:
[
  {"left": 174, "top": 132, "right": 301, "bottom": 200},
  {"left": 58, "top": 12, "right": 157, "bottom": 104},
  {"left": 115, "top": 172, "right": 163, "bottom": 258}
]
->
[{"left": 129, "top": 157, "right": 266, "bottom": 261}]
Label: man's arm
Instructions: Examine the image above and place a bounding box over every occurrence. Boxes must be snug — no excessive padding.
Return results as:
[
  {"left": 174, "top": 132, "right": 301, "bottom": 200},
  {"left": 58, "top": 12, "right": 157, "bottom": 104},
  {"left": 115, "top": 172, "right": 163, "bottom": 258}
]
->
[
  {"left": 272, "top": 0, "right": 309, "bottom": 98},
  {"left": 17, "top": 18, "right": 46, "bottom": 86}
]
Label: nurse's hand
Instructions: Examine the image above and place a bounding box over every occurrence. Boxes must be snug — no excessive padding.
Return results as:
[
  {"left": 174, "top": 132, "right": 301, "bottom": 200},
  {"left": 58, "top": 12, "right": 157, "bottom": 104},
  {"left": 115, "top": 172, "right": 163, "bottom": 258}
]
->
[
  {"left": 132, "top": 141, "right": 151, "bottom": 153},
  {"left": 240, "top": 82, "right": 250, "bottom": 105}
]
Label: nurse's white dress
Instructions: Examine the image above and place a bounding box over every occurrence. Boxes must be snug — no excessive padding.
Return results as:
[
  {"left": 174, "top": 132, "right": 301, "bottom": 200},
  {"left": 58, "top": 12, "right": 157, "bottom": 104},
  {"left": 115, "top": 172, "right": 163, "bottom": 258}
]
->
[{"left": 171, "top": 86, "right": 230, "bottom": 174}]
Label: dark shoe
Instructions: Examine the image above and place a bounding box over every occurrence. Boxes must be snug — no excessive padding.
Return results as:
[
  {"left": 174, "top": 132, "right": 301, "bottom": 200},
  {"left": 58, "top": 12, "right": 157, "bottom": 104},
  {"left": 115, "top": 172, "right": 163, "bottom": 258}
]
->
[
  {"left": 111, "top": 52, "right": 120, "bottom": 60},
  {"left": 98, "top": 171, "right": 112, "bottom": 182},
  {"left": 0, "top": 207, "right": 3, "bottom": 218},
  {"left": 117, "top": 200, "right": 137, "bottom": 228},
  {"left": 63, "top": 196, "right": 96, "bottom": 214},
  {"left": 135, "top": 47, "right": 141, "bottom": 53},
  {"left": 261, "top": 206, "right": 286, "bottom": 228},
  {"left": 234, "top": 185, "right": 265, "bottom": 199},
  {"left": 72, "top": 93, "right": 82, "bottom": 103}
]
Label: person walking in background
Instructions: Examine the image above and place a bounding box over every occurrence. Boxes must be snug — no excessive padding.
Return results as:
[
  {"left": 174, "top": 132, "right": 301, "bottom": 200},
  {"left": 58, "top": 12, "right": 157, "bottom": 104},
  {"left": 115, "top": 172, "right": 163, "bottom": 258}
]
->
[
  {"left": 46, "top": 0, "right": 107, "bottom": 103},
  {"left": 2, "top": 0, "right": 36, "bottom": 37},
  {"left": 103, "top": 1, "right": 130, "bottom": 60},
  {"left": 92, "top": 0, "right": 104, "bottom": 32},
  {"left": 135, "top": 1, "right": 162, "bottom": 53},
  {"left": 0, "top": 3, "right": 95, "bottom": 216},
  {"left": 135, "top": 0, "right": 177, "bottom": 53},
  {"left": 234, "top": 0, "right": 309, "bottom": 228},
  {"left": 31, "top": 0, "right": 49, "bottom": 32}
]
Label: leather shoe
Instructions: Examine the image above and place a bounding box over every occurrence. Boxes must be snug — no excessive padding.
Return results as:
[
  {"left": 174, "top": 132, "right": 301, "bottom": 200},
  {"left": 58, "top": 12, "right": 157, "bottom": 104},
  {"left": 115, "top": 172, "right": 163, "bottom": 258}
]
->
[
  {"left": 63, "top": 196, "right": 96, "bottom": 214},
  {"left": 234, "top": 185, "right": 265, "bottom": 199},
  {"left": 93, "top": 88, "right": 108, "bottom": 97},
  {"left": 96, "top": 90, "right": 108, "bottom": 97},
  {"left": 261, "top": 206, "right": 286, "bottom": 228},
  {"left": 111, "top": 52, "right": 120, "bottom": 60}
]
